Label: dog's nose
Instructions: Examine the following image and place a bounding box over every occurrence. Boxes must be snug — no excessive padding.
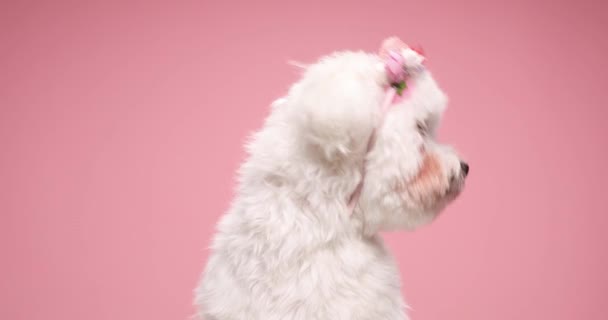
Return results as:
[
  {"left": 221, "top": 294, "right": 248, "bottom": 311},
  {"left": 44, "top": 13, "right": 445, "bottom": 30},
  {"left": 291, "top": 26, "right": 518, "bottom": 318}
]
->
[{"left": 460, "top": 161, "right": 469, "bottom": 177}]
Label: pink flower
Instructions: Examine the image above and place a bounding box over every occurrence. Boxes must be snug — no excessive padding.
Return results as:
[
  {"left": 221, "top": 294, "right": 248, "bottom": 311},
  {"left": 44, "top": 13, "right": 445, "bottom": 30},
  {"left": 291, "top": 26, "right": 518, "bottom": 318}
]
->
[
  {"left": 385, "top": 51, "right": 406, "bottom": 84},
  {"left": 378, "top": 37, "right": 407, "bottom": 60},
  {"left": 379, "top": 37, "right": 408, "bottom": 84}
]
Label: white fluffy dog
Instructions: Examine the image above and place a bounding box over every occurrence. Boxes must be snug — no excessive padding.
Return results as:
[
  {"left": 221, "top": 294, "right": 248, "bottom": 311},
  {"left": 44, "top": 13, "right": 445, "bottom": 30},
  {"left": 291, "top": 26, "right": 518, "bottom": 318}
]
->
[{"left": 195, "top": 37, "right": 468, "bottom": 320}]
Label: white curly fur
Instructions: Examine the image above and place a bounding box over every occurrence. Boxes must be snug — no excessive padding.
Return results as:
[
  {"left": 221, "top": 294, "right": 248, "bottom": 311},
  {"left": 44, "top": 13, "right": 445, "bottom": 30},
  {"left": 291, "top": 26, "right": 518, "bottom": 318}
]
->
[{"left": 194, "top": 49, "right": 467, "bottom": 320}]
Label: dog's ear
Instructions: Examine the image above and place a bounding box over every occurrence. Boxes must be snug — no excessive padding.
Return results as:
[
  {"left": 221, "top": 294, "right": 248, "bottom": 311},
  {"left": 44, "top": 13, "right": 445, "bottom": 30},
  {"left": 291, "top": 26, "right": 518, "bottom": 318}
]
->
[
  {"left": 287, "top": 54, "right": 385, "bottom": 166},
  {"left": 293, "top": 89, "right": 377, "bottom": 164}
]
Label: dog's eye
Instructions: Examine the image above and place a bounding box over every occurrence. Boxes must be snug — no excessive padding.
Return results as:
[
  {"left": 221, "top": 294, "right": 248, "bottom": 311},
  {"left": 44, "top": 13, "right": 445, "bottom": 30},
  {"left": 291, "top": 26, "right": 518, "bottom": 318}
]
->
[{"left": 416, "top": 121, "right": 428, "bottom": 136}]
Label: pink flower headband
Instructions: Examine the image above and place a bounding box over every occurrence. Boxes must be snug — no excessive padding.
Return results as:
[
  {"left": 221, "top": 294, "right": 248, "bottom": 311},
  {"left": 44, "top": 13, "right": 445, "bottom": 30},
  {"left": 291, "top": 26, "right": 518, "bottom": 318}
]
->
[{"left": 346, "top": 37, "right": 427, "bottom": 215}]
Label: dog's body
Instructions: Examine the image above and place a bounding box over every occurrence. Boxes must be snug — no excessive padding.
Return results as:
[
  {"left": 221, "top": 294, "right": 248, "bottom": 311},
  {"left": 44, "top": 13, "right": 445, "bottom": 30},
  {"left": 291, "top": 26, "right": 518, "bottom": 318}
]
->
[{"left": 195, "top": 41, "right": 467, "bottom": 320}]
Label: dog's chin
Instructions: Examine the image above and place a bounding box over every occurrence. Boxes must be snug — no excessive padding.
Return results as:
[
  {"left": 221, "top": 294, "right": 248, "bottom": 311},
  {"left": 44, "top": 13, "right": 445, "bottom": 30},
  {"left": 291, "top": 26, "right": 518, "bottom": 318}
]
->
[
  {"left": 416, "top": 179, "right": 464, "bottom": 218},
  {"left": 384, "top": 179, "right": 465, "bottom": 232},
  {"left": 432, "top": 179, "right": 465, "bottom": 215},
  {"left": 452, "top": 172, "right": 467, "bottom": 195},
  {"left": 446, "top": 180, "right": 465, "bottom": 201}
]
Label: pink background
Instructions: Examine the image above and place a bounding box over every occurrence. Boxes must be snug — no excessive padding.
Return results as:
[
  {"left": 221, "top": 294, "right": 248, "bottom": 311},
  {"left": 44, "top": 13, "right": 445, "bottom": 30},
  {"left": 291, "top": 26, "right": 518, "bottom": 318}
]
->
[{"left": 2, "top": 1, "right": 607, "bottom": 319}]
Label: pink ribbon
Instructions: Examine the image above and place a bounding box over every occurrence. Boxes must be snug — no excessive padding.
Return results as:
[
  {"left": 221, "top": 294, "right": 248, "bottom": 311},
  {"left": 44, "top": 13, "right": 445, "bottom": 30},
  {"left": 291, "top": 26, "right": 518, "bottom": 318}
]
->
[
  {"left": 346, "top": 87, "right": 397, "bottom": 214},
  {"left": 346, "top": 37, "right": 423, "bottom": 215}
]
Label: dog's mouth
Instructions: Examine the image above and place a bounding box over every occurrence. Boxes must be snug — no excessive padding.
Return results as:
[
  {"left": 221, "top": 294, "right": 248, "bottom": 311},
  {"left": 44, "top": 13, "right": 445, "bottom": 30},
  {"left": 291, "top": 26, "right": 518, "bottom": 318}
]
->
[
  {"left": 424, "top": 176, "right": 464, "bottom": 216},
  {"left": 445, "top": 174, "right": 466, "bottom": 200}
]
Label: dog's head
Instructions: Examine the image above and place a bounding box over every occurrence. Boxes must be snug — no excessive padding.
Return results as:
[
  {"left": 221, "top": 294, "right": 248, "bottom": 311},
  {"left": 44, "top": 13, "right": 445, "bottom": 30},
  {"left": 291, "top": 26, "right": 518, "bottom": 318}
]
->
[{"left": 275, "top": 38, "right": 467, "bottom": 234}]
